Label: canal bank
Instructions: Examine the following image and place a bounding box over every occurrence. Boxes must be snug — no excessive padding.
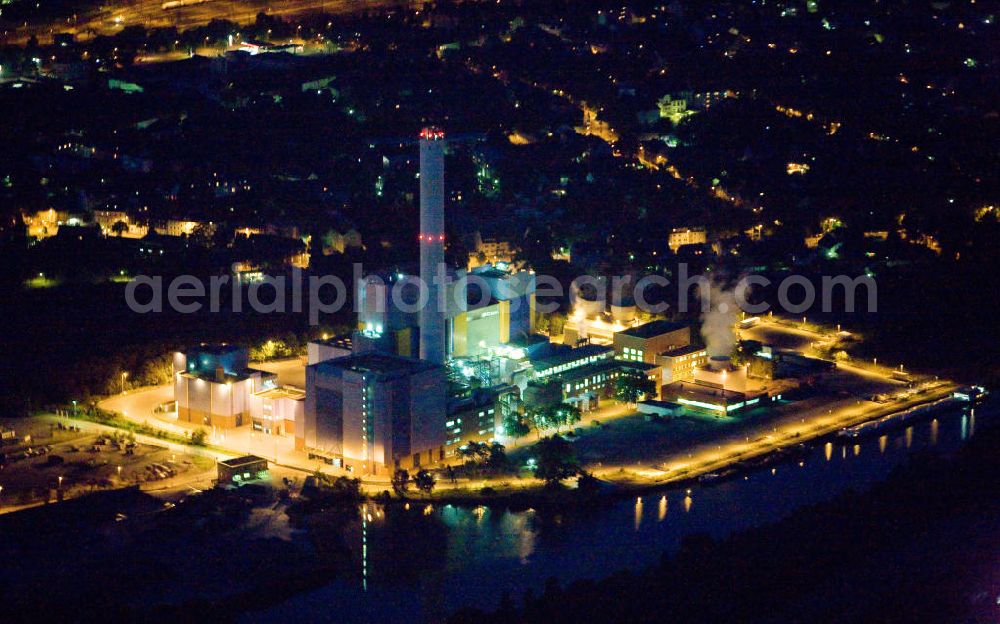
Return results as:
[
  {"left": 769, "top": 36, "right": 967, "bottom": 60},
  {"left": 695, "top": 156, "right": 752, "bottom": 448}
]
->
[
  {"left": 245, "top": 394, "right": 994, "bottom": 623},
  {"left": 408, "top": 381, "right": 963, "bottom": 507}
]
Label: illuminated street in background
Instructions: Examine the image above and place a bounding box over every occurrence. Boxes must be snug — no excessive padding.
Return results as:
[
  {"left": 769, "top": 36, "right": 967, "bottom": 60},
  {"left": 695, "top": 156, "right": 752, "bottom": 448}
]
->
[{"left": 2, "top": 0, "right": 418, "bottom": 45}]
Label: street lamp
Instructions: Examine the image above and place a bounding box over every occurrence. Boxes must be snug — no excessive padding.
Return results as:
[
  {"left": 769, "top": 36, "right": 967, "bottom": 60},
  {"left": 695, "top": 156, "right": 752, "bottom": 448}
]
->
[
  {"left": 121, "top": 371, "right": 128, "bottom": 393},
  {"left": 117, "top": 465, "right": 122, "bottom": 479},
  {"left": 58, "top": 475, "right": 63, "bottom": 488}
]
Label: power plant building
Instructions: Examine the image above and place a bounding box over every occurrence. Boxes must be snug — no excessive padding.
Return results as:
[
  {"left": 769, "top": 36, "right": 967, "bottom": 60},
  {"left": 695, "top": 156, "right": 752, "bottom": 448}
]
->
[
  {"left": 657, "top": 344, "right": 709, "bottom": 385},
  {"left": 614, "top": 320, "right": 692, "bottom": 364},
  {"left": 172, "top": 344, "right": 303, "bottom": 433},
  {"left": 662, "top": 356, "right": 762, "bottom": 417},
  {"left": 173, "top": 344, "right": 269, "bottom": 429},
  {"left": 301, "top": 353, "right": 448, "bottom": 474},
  {"left": 307, "top": 335, "right": 352, "bottom": 365}
]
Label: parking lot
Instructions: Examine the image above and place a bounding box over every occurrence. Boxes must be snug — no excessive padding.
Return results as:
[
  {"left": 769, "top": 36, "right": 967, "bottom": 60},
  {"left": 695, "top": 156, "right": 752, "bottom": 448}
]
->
[{"left": 0, "top": 417, "right": 216, "bottom": 511}]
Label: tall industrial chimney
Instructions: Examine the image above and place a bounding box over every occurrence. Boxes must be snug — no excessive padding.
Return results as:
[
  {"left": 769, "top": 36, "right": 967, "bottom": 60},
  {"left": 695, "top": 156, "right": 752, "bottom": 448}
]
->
[{"left": 418, "top": 127, "right": 446, "bottom": 364}]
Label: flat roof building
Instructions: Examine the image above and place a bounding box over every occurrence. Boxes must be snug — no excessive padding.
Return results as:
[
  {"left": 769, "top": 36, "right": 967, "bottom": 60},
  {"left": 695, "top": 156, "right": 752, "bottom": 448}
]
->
[
  {"left": 533, "top": 357, "right": 660, "bottom": 413},
  {"left": 302, "top": 353, "right": 447, "bottom": 475},
  {"left": 173, "top": 344, "right": 302, "bottom": 435},
  {"left": 657, "top": 344, "right": 709, "bottom": 385},
  {"left": 668, "top": 227, "right": 707, "bottom": 252},
  {"left": 307, "top": 334, "right": 353, "bottom": 365},
  {"left": 252, "top": 386, "right": 305, "bottom": 436},
  {"left": 217, "top": 455, "right": 269, "bottom": 486},
  {"left": 173, "top": 345, "right": 270, "bottom": 429},
  {"left": 531, "top": 344, "right": 615, "bottom": 379},
  {"left": 614, "top": 320, "right": 691, "bottom": 365},
  {"left": 661, "top": 380, "right": 759, "bottom": 417}
]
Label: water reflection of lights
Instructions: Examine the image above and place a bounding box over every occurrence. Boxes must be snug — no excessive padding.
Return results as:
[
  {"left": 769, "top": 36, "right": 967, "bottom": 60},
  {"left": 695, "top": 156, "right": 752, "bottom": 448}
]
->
[
  {"left": 361, "top": 504, "right": 368, "bottom": 591},
  {"left": 340, "top": 405, "right": 990, "bottom": 604},
  {"left": 501, "top": 512, "right": 537, "bottom": 564}
]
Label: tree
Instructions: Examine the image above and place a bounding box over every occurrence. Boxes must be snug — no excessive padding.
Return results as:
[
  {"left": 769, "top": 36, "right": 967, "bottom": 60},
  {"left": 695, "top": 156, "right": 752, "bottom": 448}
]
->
[
  {"left": 528, "top": 404, "right": 557, "bottom": 436},
  {"left": 414, "top": 469, "right": 436, "bottom": 494},
  {"left": 748, "top": 356, "right": 776, "bottom": 379},
  {"left": 457, "top": 441, "right": 490, "bottom": 465},
  {"left": 614, "top": 374, "right": 658, "bottom": 404},
  {"left": 110, "top": 220, "right": 129, "bottom": 237},
  {"left": 534, "top": 312, "right": 550, "bottom": 335},
  {"left": 484, "top": 442, "right": 512, "bottom": 474},
  {"left": 503, "top": 411, "right": 531, "bottom": 442},
  {"left": 188, "top": 223, "right": 214, "bottom": 247},
  {"left": 391, "top": 469, "right": 410, "bottom": 496},
  {"left": 458, "top": 441, "right": 511, "bottom": 476},
  {"left": 328, "top": 476, "right": 362, "bottom": 500},
  {"left": 576, "top": 471, "right": 601, "bottom": 495},
  {"left": 530, "top": 402, "right": 582, "bottom": 434},
  {"left": 190, "top": 428, "right": 207, "bottom": 446},
  {"left": 533, "top": 435, "right": 580, "bottom": 486},
  {"left": 553, "top": 403, "right": 582, "bottom": 431}
]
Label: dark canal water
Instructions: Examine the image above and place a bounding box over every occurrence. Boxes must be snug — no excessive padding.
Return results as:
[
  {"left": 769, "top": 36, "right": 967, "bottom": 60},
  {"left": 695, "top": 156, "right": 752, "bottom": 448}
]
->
[{"left": 247, "top": 398, "right": 995, "bottom": 623}]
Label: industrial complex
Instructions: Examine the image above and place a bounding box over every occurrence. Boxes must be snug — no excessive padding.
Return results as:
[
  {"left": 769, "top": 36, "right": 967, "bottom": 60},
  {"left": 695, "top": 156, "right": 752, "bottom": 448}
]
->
[{"left": 168, "top": 128, "right": 780, "bottom": 476}]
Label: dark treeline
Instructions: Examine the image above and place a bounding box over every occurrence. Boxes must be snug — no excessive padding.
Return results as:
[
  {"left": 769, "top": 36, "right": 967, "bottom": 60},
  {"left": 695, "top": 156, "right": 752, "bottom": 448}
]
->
[{"left": 0, "top": 279, "right": 352, "bottom": 416}]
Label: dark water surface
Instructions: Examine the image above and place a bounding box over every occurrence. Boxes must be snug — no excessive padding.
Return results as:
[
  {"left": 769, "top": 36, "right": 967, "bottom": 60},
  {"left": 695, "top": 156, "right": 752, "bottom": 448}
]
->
[{"left": 248, "top": 399, "right": 995, "bottom": 623}]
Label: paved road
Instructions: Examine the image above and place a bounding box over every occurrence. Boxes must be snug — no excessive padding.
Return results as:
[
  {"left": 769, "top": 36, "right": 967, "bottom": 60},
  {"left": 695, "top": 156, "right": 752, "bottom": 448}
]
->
[
  {"left": 2, "top": 0, "right": 418, "bottom": 45},
  {"left": 40, "top": 412, "right": 230, "bottom": 462},
  {"left": 741, "top": 321, "right": 819, "bottom": 352},
  {"left": 100, "top": 385, "right": 180, "bottom": 431}
]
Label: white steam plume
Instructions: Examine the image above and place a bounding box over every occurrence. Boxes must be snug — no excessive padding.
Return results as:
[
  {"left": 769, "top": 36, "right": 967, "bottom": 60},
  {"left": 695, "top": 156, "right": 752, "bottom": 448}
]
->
[{"left": 700, "top": 281, "right": 739, "bottom": 358}]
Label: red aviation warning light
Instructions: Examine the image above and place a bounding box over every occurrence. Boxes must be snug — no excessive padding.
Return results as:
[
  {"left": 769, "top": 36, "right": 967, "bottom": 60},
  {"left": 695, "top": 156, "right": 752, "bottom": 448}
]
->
[{"left": 419, "top": 127, "right": 445, "bottom": 141}]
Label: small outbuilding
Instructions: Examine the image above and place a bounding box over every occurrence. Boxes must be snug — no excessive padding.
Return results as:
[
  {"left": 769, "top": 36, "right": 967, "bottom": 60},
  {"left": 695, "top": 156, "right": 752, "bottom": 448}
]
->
[{"left": 217, "top": 455, "right": 268, "bottom": 485}]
